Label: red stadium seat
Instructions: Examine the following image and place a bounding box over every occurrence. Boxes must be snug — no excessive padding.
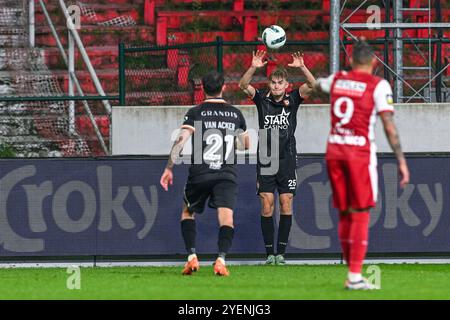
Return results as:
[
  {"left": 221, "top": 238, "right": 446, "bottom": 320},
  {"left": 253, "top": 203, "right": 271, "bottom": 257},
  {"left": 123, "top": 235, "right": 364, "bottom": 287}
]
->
[
  {"left": 243, "top": 16, "right": 258, "bottom": 41},
  {"left": 144, "top": 0, "right": 155, "bottom": 25}
]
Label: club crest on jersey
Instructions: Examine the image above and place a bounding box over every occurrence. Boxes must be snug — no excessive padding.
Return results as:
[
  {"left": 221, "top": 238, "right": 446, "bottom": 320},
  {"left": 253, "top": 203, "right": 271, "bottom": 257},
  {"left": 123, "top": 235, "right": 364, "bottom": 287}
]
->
[
  {"left": 386, "top": 94, "right": 394, "bottom": 105},
  {"left": 283, "top": 99, "right": 290, "bottom": 106},
  {"left": 264, "top": 108, "right": 290, "bottom": 129}
]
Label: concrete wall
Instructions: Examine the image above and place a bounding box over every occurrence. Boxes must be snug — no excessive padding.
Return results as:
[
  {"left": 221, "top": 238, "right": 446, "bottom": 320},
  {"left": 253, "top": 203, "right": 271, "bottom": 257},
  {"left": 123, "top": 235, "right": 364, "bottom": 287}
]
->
[{"left": 112, "top": 103, "right": 450, "bottom": 155}]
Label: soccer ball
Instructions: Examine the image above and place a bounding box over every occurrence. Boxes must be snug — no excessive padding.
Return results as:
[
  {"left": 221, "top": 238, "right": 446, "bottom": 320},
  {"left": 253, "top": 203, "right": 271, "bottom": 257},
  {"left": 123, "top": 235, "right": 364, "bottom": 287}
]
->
[{"left": 262, "top": 25, "right": 286, "bottom": 49}]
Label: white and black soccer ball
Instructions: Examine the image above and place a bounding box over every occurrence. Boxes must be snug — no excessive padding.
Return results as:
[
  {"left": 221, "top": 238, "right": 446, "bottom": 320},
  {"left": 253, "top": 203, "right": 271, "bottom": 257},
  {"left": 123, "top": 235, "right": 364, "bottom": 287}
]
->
[{"left": 262, "top": 25, "right": 286, "bottom": 49}]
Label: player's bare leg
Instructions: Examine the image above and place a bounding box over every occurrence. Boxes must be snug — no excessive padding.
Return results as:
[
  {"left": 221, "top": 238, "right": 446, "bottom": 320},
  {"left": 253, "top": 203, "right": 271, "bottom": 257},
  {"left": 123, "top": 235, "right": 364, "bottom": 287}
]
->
[
  {"left": 181, "top": 205, "right": 199, "bottom": 275},
  {"left": 276, "top": 193, "right": 293, "bottom": 265},
  {"left": 260, "top": 193, "right": 276, "bottom": 264},
  {"left": 214, "top": 208, "right": 234, "bottom": 276}
]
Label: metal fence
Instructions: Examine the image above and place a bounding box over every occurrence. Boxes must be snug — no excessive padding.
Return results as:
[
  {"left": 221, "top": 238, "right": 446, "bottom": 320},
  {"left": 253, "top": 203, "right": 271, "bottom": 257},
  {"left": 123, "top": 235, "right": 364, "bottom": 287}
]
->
[
  {"left": 120, "top": 39, "right": 331, "bottom": 106},
  {"left": 120, "top": 37, "right": 449, "bottom": 107},
  {"left": 336, "top": 0, "right": 450, "bottom": 103},
  {"left": 1, "top": 36, "right": 449, "bottom": 158},
  {"left": 1, "top": 33, "right": 448, "bottom": 158},
  {"left": 0, "top": 0, "right": 119, "bottom": 158}
]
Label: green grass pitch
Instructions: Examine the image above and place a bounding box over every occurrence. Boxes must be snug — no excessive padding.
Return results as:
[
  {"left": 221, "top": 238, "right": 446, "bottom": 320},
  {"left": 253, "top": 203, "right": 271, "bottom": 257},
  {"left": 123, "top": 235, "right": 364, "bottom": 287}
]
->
[{"left": 0, "top": 264, "right": 449, "bottom": 299}]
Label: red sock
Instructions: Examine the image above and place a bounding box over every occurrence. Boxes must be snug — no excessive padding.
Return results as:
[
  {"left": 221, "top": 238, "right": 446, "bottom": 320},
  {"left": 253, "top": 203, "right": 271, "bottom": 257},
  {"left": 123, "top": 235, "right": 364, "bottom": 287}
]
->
[
  {"left": 349, "top": 212, "right": 370, "bottom": 274},
  {"left": 338, "top": 213, "right": 351, "bottom": 265}
]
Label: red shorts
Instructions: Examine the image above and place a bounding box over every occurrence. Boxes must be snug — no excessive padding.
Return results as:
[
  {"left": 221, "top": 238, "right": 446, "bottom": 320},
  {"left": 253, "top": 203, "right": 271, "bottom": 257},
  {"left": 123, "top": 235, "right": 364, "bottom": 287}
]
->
[{"left": 326, "top": 158, "right": 378, "bottom": 212}]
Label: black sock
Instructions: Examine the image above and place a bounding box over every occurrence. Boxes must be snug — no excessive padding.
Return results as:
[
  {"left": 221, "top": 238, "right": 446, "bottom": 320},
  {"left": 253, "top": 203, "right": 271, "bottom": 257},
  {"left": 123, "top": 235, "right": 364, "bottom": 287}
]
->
[
  {"left": 277, "top": 214, "right": 292, "bottom": 255},
  {"left": 181, "top": 219, "right": 196, "bottom": 255},
  {"left": 218, "top": 225, "right": 234, "bottom": 259},
  {"left": 261, "top": 216, "right": 274, "bottom": 255}
]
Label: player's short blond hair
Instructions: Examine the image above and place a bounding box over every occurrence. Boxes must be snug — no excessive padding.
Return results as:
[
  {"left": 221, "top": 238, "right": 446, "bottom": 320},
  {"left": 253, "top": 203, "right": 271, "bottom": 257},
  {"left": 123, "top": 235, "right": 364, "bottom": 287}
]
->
[{"left": 269, "top": 67, "right": 288, "bottom": 81}]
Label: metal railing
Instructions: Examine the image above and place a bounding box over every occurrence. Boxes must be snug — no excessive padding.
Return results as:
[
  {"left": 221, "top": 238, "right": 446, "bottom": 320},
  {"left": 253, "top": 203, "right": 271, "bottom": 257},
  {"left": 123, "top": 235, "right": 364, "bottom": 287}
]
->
[
  {"left": 119, "top": 37, "right": 449, "bottom": 106},
  {"left": 334, "top": 0, "right": 450, "bottom": 103},
  {"left": 23, "top": 0, "right": 118, "bottom": 155},
  {"left": 119, "top": 39, "right": 332, "bottom": 106},
  {"left": 28, "top": 0, "right": 35, "bottom": 47}
]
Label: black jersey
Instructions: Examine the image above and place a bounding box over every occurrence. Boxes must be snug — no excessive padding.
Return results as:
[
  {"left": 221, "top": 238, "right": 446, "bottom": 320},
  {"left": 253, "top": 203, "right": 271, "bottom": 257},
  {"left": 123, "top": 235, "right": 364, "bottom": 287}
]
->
[
  {"left": 182, "top": 99, "right": 247, "bottom": 183},
  {"left": 253, "top": 88, "right": 304, "bottom": 161}
]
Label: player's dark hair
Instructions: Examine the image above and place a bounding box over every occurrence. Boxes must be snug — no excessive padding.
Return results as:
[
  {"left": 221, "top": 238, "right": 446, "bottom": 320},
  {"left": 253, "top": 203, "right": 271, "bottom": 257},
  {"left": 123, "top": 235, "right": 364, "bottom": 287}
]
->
[
  {"left": 269, "top": 67, "right": 288, "bottom": 81},
  {"left": 202, "top": 71, "right": 225, "bottom": 96},
  {"left": 352, "top": 40, "right": 374, "bottom": 65}
]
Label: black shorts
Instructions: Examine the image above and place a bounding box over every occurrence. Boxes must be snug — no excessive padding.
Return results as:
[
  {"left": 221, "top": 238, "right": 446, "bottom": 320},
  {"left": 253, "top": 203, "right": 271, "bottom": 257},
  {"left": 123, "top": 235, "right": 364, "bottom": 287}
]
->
[
  {"left": 257, "top": 156, "right": 298, "bottom": 195},
  {"left": 183, "top": 179, "right": 238, "bottom": 214}
]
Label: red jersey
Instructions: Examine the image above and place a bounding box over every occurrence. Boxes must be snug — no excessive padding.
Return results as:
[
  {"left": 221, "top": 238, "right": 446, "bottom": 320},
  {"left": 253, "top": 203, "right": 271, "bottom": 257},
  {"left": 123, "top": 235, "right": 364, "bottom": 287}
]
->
[{"left": 318, "top": 70, "right": 394, "bottom": 161}]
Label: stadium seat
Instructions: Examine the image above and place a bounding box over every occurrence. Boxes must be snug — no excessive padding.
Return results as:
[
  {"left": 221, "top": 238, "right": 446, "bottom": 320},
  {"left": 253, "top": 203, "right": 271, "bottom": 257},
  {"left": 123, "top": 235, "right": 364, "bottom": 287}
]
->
[
  {"left": 243, "top": 16, "right": 258, "bottom": 41},
  {"left": 32, "top": 0, "right": 450, "bottom": 120},
  {"left": 144, "top": 0, "right": 155, "bottom": 25}
]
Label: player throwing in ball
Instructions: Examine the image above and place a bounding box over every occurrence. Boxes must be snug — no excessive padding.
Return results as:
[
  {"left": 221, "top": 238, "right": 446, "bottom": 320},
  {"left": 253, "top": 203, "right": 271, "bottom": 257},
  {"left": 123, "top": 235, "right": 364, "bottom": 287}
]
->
[{"left": 239, "top": 50, "right": 316, "bottom": 265}]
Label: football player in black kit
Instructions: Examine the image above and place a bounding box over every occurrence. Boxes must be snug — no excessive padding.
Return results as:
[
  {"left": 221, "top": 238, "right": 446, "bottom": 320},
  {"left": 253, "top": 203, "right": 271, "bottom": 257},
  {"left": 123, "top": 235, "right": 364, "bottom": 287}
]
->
[
  {"left": 239, "top": 50, "right": 316, "bottom": 265},
  {"left": 160, "top": 71, "right": 249, "bottom": 276}
]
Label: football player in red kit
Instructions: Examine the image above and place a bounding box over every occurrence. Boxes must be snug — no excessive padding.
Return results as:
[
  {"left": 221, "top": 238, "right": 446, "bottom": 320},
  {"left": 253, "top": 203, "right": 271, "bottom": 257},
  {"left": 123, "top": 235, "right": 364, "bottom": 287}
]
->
[{"left": 315, "top": 40, "right": 410, "bottom": 290}]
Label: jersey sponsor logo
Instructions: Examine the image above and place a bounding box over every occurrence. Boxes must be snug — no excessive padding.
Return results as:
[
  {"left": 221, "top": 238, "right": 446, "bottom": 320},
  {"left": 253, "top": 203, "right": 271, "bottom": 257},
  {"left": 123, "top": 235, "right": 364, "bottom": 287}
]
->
[
  {"left": 333, "top": 80, "right": 367, "bottom": 98},
  {"left": 335, "top": 126, "right": 355, "bottom": 135},
  {"left": 200, "top": 110, "right": 239, "bottom": 118},
  {"left": 328, "top": 134, "right": 367, "bottom": 146},
  {"left": 208, "top": 161, "right": 223, "bottom": 170},
  {"left": 263, "top": 108, "right": 290, "bottom": 130}
]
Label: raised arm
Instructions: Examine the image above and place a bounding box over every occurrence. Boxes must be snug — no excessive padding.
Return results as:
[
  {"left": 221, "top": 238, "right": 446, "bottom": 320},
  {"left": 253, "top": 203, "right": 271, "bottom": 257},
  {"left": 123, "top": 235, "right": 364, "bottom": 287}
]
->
[
  {"left": 311, "top": 73, "right": 335, "bottom": 99},
  {"left": 379, "top": 112, "right": 409, "bottom": 188},
  {"left": 160, "top": 128, "right": 193, "bottom": 191},
  {"left": 239, "top": 50, "right": 267, "bottom": 98},
  {"left": 288, "top": 52, "right": 316, "bottom": 99}
]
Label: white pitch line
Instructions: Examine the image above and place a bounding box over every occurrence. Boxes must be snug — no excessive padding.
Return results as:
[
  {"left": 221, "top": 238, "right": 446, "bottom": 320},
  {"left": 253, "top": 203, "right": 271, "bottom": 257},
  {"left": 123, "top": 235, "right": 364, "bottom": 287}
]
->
[{"left": 0, "top": 259, "right": 450, "bottom": 269}]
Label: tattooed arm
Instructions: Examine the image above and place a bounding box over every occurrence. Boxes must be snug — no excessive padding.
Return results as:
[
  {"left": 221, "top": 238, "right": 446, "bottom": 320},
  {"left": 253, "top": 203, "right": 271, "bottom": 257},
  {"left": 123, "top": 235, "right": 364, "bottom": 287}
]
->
[
  {"left": 167, "top": 128, "right": 193, "bottom": 169},
  {"left": 160, "top": 128, "right": 193, "bottom": 191},
  {"left": 380, "top": 112, "right": 410, "bottom": 188}
]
